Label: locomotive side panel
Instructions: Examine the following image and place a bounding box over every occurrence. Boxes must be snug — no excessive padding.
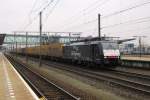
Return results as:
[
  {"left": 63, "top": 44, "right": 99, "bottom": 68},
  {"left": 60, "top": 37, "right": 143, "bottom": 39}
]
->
[
  {"left": 63, "top": 44, "right": 92, "bottom": 62},
  {"left": 79, "top": 45, "right": 92, "bottom": 62}
]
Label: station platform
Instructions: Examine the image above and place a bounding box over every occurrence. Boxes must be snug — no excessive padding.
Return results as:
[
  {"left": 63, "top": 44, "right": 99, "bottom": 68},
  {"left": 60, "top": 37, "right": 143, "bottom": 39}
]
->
[
  {"left": 0, "top": 53, "right": 39, "bottom": 100},
  {"left": 121, "top": 55, "right": 150, "bottom": 62}
]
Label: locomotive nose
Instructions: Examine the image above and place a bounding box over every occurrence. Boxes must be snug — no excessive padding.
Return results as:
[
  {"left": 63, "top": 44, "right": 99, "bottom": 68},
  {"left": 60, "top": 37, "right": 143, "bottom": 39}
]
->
[
  {"left": 103, "top": 50, "right": 120, "bottom": 57},
  {"left": 103, "top": 50, "right": 120, "bottom": 65}
]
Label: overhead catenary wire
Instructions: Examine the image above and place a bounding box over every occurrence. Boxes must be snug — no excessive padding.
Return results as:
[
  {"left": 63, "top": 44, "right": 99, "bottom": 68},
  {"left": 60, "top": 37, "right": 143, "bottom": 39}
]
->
[
  {"left": 44, "top": 0, "right": 60, "bottom": 26},
  {"left": 51, "top": 0, "right": 109, "bottom": 30},
  {"left": 21, "top": 0, "right": 150, "bottom": 36},
  {"left": 101, "top": 16, "right": 150, "bottom": 29},
  {"left": 23, "top": 15, "right": 39, "bottom": 30},
  {"left": 19, "top": 0, "right": 39, "bottom": 30},
  {"left": 22, "top": 0, "right": 55, "bottom": 30},
  {"left": 83, "top": 0, "right": 110, "bottom": 15},
  {"left": 71, "top": 17, "right": 150, "bottom": 36},
  {"left": 29, "top": 0, "right": 39, "bottom": 16},
  {"left": 61, "top": 18, "right": 98, "bottom": 31},
  {"left": 62, "top": 0, "right": 150, "bottom": 34},
  {"left": 102, "top": 0, "right": 150, "bottom": 19},
  {"left": 56, "top": 0, "right": 150, "bottom": 32},
  {"left": 40, "top": 0, "right": 54, "bottom": 12},
  {"left": 31, "top": 0, "right": 55, "bottom": 14},
  {"left": 103, "top": 25, "right": 150, "bottom": 35},
  {"left": 23, "top": 0, "right": 51, "bottom": 27},
  {"left": 63, "top": 0, "right": 104, "bottom": 23}
]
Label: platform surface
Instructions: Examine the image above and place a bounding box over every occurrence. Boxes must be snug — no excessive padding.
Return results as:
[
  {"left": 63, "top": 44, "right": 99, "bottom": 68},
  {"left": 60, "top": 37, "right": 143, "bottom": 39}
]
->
[
  {"left": 0, "top": 53, "right": 38, "bottom": 100},
  {"left": 121, "top": 55, "right": 150, "bottom": 61}
]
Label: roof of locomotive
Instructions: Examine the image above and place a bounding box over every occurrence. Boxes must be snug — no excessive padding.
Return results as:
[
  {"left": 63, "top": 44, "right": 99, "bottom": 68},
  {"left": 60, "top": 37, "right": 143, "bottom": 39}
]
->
[{"left": 64, "top": 40, "right": 117, "bottom": 46}]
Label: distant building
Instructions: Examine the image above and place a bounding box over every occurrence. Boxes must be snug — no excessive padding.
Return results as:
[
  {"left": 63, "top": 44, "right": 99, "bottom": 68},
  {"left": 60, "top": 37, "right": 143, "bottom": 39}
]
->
[
  {"left": 120, "top": 43, "right": 150, "bottom": 55},
  {"left": 148, "top": 47, "right": 150, "bottom": 54},
  {"left": 119, "top": 43, "right": 134, "bottom": 54}
]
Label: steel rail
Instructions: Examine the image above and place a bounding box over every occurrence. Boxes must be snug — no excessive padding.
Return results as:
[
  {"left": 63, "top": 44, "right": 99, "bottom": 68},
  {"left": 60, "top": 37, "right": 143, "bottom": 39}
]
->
[
  {"left": 38, "top": 59, "right": 150, "bottom": 96},
  {"left": 5, "top": 54, "right": 80, "bottom": 100}
]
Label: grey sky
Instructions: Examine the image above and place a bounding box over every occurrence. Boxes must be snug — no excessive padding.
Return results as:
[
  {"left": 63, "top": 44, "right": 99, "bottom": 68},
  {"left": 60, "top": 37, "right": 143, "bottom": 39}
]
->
[{"left": 0, "top": 0, "right": 150, "bottom": 45}]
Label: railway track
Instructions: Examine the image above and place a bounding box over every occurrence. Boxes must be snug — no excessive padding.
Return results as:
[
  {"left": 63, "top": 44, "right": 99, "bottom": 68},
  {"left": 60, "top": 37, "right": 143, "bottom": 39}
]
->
[
  {"left": 9, "top": 55, "right": 150, "bottom": 99},
  {"left": 108, "top": 69, "right": 150, "bottom": 85},
  {"left": 32, "top": 58, "right": 150, "bottom": 98},
  {"left": 5, "top": 54, "right": 80, "bottom": 100}
]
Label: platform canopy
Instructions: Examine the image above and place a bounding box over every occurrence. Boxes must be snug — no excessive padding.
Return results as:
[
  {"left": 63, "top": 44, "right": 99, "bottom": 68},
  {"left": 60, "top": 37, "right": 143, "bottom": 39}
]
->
[{"left": 2, "top": 31, "right": 81, "bottom": 46}]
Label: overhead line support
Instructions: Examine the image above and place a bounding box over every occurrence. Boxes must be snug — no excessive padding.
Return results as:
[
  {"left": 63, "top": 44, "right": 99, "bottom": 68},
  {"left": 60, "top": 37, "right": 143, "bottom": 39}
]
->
[
  {"left": 39, "top": 11, "right": 42, "bottom": 67},
  {"left": 98, "top": 14, "right": 101, "bottom": 39}
]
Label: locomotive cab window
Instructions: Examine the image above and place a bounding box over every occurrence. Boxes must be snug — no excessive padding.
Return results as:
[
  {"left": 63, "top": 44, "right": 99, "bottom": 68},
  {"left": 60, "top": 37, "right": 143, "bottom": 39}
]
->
[{"left": 101, "top": 42, "right": 118, "bottom": 50}]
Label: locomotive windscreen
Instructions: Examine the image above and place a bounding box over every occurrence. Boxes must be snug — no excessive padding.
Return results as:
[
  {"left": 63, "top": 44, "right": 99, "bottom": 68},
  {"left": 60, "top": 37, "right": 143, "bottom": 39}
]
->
[{"left": 101, "top": 42, "right": 119, "bottom": 50}]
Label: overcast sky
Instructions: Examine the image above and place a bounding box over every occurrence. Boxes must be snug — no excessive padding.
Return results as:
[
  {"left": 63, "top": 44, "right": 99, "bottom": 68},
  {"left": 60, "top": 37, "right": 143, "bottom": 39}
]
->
[{"left": 0, "top": 0, "right": 150, "bottom": 45}]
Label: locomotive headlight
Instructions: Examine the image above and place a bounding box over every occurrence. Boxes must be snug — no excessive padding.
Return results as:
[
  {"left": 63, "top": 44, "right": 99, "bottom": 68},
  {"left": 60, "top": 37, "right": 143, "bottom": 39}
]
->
[{"left": 104, "top": 56, "right": 107, "bottom": 58}]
